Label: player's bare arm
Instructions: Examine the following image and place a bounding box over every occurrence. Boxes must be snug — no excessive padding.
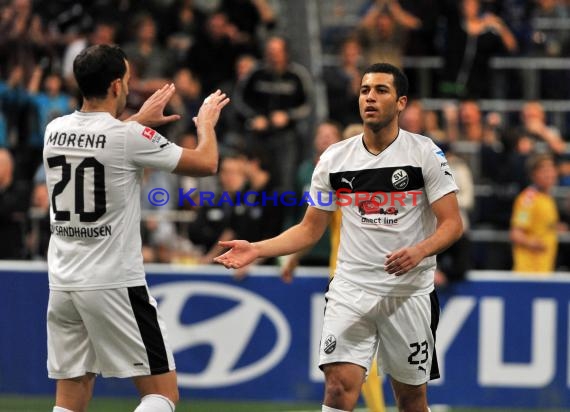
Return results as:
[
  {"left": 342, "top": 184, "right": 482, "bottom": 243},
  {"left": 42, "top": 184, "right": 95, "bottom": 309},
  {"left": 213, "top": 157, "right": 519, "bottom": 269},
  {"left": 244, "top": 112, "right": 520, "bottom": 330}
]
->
[
  {"left": 214, "top": 207, "right": 331, "bottom": 269},
  {"left": 385, "top": 192, "right": 463, "bottom": 276},
  {"left": 173, "top": 89, "right": 230, "bottom": 176},
  {"left": 127, "top": 83, "right": 181, "bottom": 127}
]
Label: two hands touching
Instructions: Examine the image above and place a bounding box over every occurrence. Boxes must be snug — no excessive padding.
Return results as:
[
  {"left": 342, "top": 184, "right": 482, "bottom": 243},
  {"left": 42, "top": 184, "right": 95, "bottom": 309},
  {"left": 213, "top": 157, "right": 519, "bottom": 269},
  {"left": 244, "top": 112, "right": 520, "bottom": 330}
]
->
[{"left": 128, "top": 84, "right": 229, "bottom": 129}]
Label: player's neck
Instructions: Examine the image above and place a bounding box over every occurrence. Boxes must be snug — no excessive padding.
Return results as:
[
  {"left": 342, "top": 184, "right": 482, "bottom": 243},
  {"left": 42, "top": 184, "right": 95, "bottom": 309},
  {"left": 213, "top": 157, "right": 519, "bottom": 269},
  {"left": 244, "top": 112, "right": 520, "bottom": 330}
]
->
[
  {"left": 80, "top": 98, "right": 118, "bottom": 118},
  {"left": 362, "top": 123, "right": 399, "bottom": 155}
]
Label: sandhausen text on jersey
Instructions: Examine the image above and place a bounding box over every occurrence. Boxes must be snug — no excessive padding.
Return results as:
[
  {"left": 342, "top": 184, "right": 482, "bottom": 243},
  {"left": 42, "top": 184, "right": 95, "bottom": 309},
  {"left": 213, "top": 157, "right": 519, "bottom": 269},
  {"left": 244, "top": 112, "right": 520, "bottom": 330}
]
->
[
  {"left": 46, "top": 131, "right": 107, "bottom": 149},
  {"left": 50, "top": 224, "right": 112, "bottom": 238}
]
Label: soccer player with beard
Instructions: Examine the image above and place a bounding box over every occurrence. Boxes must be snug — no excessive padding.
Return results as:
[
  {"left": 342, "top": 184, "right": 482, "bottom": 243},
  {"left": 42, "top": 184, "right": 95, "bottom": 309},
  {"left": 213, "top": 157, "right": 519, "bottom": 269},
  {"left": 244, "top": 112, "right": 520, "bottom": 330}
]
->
[{"left": 44, "top": 44, "right": 229, "bottom": 412}]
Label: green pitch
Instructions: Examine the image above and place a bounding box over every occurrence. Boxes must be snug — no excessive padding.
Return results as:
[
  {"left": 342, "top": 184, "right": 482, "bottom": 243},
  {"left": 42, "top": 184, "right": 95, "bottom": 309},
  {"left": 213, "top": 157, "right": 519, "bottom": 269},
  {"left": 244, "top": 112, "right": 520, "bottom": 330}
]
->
[{"left": 1, "top": 396, "right": 569, "bottom": 412}]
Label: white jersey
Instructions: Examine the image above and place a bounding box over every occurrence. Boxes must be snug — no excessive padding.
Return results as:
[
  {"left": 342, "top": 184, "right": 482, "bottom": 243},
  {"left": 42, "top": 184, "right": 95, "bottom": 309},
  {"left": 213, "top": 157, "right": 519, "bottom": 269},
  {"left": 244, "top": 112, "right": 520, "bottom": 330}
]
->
[
  {"left": 310, "top": 129, "right": 458, "bottom": 296},
  {"left": 43, "top": 111, "right": 183, "bottom": 291}
]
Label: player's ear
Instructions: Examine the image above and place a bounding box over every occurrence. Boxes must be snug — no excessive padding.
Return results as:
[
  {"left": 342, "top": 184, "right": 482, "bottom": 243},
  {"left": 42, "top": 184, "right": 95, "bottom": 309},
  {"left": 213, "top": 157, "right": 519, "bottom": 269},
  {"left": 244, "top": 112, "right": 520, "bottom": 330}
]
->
[
  {"left": 398, "top": 95, "right": 407, "bottom": 112},
  {"left": 110, "top": 78, "right": 121, "bottom": 97}
]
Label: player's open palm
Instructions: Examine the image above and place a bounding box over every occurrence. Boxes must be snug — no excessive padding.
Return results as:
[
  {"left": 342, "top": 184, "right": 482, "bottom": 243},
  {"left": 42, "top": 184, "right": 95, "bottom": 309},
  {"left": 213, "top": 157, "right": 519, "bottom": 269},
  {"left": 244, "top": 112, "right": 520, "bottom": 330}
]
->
[
  {"left": 214, "top": 240, "right": 259, "bottom": 269},
  {"left": 136, "top": 83, "right": 181, "bottom": 127},
  {"left": 194, "top": 89, "right": 230, "bottom": 128}
]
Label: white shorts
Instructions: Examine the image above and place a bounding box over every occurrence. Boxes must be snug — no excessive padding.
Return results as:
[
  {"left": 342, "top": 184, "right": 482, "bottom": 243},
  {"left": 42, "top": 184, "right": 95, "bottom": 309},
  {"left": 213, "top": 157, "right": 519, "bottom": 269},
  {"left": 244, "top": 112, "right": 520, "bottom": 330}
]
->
[
  {"left": 47, "top": 285, "right": 176, "bottom": 379},
  {"left": 319, "top": 277, "right": 440, "bottom": 385}
]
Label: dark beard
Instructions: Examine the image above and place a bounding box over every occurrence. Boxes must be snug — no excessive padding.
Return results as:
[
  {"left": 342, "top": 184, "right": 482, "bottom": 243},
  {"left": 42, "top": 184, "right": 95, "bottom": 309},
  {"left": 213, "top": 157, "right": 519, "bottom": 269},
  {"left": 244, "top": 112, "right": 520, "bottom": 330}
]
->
[{"left": 365, "top": 117, "right": 393, "bottom": 133}]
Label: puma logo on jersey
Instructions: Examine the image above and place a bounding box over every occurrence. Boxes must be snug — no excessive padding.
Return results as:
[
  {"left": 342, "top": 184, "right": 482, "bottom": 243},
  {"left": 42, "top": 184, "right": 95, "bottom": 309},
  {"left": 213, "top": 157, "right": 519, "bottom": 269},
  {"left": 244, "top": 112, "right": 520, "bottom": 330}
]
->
[
  {"left": 418, "top": 365, "right": 426, "bottom": 374},
  {"left": 341, "top": 176, "right": 356, "bottom": 190},
  {"left": 444, "top": 171, "right": 453, "bottom": 177}
]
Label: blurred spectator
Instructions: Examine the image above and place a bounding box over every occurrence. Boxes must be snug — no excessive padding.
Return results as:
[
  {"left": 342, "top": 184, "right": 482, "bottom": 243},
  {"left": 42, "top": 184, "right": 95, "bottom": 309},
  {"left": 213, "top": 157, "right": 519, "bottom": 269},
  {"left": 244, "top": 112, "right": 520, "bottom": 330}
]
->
[
  {"left": 26, "top": 163, "right": 49, "bottom": 259},
  {"left": 518, "top": 100, "right": 566, "bottom": 154},
  {"left": 164, "top": 0, "right": 207, "bottom": 65},
  {"left": 443, "top": 99, "right": 500, "bottom": 144},
  {"left": 217, "top": 53, "right": 258, "bottom": 149},
  {"left": 342, "top": 123, "right": 364, "bottom": 140},
  {"left": 1, "top": 65, "right": 32, "bottom": 148},
  {"left": 500, "top": 127, "right": 537, "bottom": 189},
  {"left": 122, "top": 13, "right": 175, "bottom": 87},
  {"left": 510, "top": 153, "right": 561, "bottom": 273},
  {"left": 241, "top": 148, "right": 283, "bottom": 241},
  {"left": 186, "top": 153, "right": 248, "bottom": 261},
  {"left": 0, "top": 148, "right": 30, "bottom": 259},
  {"left": 61, "top": 20, "right": 117, "bottom": 90},
  {"left": 169, "top": 67, "right": 202, "bottom": 134},
  {"left": 323, "top": 37, "right": 363, "bottom": 127},
  {"left": 26, "top": 65, "right": 75, "bottom": 152},
  {"left": 356, "top": 0, "right": 422, "bottom": 68},
  {"left": 399, "top": 0, "right": 441, "bottom": 56},
  {"left": 529, "top": 0, "right": 570, "bottom": 58},
  {"left": 218, "top": 0, "right": 277, "bottom": 55},
  {"left": 187, "top": 11, "right": 249, "bottom": 94},
  {"left": 424, "top": 109, "right": 447, "bottom": 142},
  {"left": 399, "top": 99, "right": 446, "bottom": 141},
  {"left": 443, "top": 99, "right": 505, "bottom": 185},
  {"left": 493, "top": 0, "right": 534, "bottom": 54},
  {"left": 0, "top": 0, "right": 51, "bottom": 82},
  {"left": 0, "top": 69, "right": 10, "bottom": 147},
  {"left": 435, "top": 143, "right": 474, "bottom": 286},
  {"left": 231, "top": 148, "right": 285, "bottom": 279},
  {"left": 234, "top": 35, "right": 313, "bottom": 193},
  {"left": 439, "top": 0, "right": 518, "bottom": 98}
]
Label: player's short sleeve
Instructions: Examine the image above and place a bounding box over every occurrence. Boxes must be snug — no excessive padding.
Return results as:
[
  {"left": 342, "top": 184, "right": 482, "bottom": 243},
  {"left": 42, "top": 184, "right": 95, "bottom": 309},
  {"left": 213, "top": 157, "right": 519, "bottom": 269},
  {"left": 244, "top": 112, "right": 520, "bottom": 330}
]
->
[
  {"left": 309, "top": 153, "right": 338, "bottom": 212},
  {"left": 125, "top": 122, "right": 183, "bottom": 171},
  {"left": 422, "top": 143, "right": 459, "bottom": 204}
]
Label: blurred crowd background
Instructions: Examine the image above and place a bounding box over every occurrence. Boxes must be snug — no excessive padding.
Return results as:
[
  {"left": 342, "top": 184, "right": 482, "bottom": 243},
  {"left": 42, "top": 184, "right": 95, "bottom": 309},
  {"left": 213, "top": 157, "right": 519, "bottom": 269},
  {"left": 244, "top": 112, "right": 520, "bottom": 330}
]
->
[{"left": 1, "top": 0, "right": 570, "bottom": 276}]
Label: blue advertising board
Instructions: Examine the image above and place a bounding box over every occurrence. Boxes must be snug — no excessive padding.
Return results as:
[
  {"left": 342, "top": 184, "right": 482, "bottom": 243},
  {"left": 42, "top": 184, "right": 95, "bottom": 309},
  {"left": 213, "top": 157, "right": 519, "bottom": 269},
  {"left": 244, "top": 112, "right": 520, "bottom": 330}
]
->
[{"left": 0, "top": 262, "right": 569, "bottom": 408}]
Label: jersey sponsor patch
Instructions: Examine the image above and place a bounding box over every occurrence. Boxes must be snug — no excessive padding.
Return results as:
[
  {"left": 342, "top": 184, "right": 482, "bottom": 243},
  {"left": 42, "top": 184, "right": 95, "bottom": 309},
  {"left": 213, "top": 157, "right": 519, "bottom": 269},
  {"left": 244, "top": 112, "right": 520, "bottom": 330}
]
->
[
  {"left": 142, "top": 127, "right": 156, "bottom": 140},
  {"left": 142, "top": 127, "right": 162, "bottom": 144}
]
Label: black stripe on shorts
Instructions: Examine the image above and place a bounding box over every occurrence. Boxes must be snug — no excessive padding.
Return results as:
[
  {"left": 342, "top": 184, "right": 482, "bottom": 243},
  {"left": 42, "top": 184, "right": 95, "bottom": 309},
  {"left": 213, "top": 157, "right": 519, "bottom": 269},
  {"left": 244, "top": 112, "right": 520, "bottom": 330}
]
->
[
  {"left": 128, "top": 286, "right": 170, "bottom": 375},
  {"left": 429, "top": 289, "right": 441, "bottom": 380}
]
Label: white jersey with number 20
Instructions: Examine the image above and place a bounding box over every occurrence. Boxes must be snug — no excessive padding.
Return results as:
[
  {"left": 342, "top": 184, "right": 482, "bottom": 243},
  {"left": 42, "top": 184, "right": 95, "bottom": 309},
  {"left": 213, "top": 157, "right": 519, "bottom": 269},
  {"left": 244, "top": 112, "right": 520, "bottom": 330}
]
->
[{"left": 43, "top": 111, "right": 182, "bottom": 291}]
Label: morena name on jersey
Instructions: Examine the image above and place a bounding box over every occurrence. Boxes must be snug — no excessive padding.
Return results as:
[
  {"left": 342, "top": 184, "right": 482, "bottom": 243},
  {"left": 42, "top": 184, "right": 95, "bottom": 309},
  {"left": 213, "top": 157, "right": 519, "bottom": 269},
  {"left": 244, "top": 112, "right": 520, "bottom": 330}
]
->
[{"left": 46, "top": 131, "right": 107, "bottom": 149}]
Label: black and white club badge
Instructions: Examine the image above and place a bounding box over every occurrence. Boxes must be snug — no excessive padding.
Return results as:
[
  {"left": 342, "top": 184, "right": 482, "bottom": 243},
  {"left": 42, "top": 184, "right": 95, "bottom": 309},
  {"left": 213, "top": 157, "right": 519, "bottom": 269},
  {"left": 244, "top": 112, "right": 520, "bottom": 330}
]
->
[
  {"left": 391, "top": 169, "right": 409, "bottom": 189},
  {"left": 323, "top": 335, "right": 337, "bottom": 354}
]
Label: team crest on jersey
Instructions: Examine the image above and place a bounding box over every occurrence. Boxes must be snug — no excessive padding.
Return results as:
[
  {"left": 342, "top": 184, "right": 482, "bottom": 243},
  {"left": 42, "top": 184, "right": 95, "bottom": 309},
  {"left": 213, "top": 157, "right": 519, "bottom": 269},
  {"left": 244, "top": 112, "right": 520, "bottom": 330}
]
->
[
  {"left": 392, "top": 169, "right": 409, "bottom": 189},
  {"left": 323, "top": 335, "right": 337, "bottom": 354},
  {"left": 142, "top": 127, "right": 160, "bottom": 143}
]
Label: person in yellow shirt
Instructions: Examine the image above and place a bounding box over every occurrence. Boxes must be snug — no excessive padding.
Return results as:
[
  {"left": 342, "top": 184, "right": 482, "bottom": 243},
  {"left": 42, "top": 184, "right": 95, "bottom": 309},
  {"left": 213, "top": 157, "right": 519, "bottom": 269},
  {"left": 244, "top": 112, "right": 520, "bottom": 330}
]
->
[{"left": 510, "top": 153, "right": 559, "bottom": 273}]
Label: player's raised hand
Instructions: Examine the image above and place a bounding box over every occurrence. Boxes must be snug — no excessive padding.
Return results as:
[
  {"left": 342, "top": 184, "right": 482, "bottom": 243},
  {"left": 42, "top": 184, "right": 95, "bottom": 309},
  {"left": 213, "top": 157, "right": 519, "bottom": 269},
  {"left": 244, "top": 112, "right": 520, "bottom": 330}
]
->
[
  {"left": 131, "top": 83, "right": 181, "bottom": 127},
  {"left": 214, "top": 240, "right": 258, "bottom": 269},
  {"left": 193, "top": 89, "right": 230, "bottom": 129}
]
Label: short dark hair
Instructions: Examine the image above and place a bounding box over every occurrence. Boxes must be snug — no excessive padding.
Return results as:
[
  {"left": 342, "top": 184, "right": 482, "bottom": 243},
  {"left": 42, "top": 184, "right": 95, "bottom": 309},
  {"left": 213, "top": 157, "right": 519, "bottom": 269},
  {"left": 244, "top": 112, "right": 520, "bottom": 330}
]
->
[
  {"left": 363, "top": 63, "right": 408, "bottom": 98},
  {"left": 73, "top": 44, "right": 127, "bottom": 99}
]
